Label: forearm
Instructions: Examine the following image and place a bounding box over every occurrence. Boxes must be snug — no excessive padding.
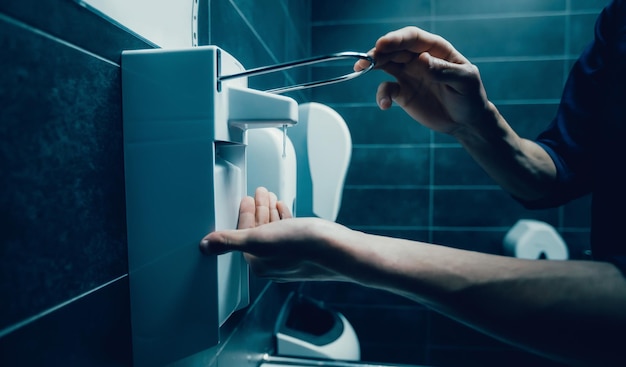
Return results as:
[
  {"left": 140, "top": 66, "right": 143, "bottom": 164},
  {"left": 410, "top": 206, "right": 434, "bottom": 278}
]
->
[
  {"left": 334, "top": 230, "right": 626, "bottom": 365},
  {"left": 451, "top": 102, "right": 557, "bottom": 201}
]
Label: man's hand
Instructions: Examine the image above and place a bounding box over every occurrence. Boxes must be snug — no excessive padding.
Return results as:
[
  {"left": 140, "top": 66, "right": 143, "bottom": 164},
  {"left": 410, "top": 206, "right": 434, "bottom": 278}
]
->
[{"left": 356, "top": 26, "right": 492, "bottom": 136}]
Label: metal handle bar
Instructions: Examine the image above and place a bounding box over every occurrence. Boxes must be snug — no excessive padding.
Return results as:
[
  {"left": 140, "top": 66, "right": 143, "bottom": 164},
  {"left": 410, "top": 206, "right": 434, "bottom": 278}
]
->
[{"left": 218, "top": 51, "right": 375, "bottom": 94}]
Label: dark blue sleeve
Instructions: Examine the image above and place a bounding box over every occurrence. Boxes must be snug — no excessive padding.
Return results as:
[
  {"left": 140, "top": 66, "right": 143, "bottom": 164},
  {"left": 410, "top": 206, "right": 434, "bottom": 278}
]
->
[{"left": 520, "top": 0, "right": 626, "bottom": 209}]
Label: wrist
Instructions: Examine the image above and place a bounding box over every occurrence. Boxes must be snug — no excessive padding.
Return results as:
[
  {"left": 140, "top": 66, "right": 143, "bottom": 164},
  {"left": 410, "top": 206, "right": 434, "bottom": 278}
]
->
[{"left": 449, "top": 101, "right": 504, "bottom": 145}]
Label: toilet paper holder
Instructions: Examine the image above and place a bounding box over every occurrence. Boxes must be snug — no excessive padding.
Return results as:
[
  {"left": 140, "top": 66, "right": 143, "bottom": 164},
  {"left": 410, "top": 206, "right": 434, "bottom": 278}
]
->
[
  {"left": 503, "top": 219, "right": 569, "bottom": 260},
  {"left": 219, "top": 51, "right": 375, "bottom": 94}
]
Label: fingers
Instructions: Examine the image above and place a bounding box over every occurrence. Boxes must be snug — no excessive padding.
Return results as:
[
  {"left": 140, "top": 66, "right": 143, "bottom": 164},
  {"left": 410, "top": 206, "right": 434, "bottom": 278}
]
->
[
  {"left": 254, "top": 186, "right": 271, "bottom": 226},
  {"left": 376, "top": 26, "right": 465, "bottom": 63},
  {"left": 354, "top": 46, "right": 376, "bottom": 71},
  {"left": 199, "top": 230, "right": 248, "bottom": 256},
  {"left": 437, "top": 57, "right": 481, "bottom": 85},
  {"left": 269, "top": 191, "right": 280, "bottom": 222},
  {"left": 356, "top": 26, "right": 469, "bottom": 74},
  {"left": 200, "top": 186, "right": 293, "bottom": 256},
  {"left": 376, "top": 81, "right": 401, "bottom": 110},
  {"left": 417, "top": 52, "right": 481, "bottom": 92},
  {"left": 238, "top": 188, "right": 287, "bottom": 228},
  {"left": 254, "top": 186, "right": 294, "bottom": 223},
  {"left": 276, "top": 200, "right": 293, "bottom": 219},
  {"left": 237, "top": 196, "right": 256, "bottom": 229},
  {"left": 354, "top": 48, "right": 416, "bottom": 72},
  {"left": 374, "top": 51, "right": 479, "bottom": 109}
]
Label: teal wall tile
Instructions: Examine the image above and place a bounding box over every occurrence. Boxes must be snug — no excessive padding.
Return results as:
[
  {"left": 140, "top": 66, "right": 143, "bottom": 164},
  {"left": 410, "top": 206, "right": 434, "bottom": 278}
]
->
[
  {"left": 570, "top": 13, "right": 601, "bottom": 55},
  {"left": 435, "top": 16, "right": 566, "bottom": 59},
  {"left": 0, "top": 16, "right": 128, "bottom": 331},
  {"left": 312, "top": 0, "right": 431, "bottom": 22},
  {"left": 432, "top": 189, "right": 558, "bottom": 227},
  {"left": 571, "top": 0, "right": 610, "bottom": 11},
  {"left": 337, "top": 188, "right": 429, "bottom": 227},
  {"left": 432, "top": 229, "right": 508, "bottom": 255},
  {"left": 434, "top": 0, "right": 566, "bottom": 15},
  {"left": 312, "top": 21, "right": 431, "bottom": 55},
  {"left": 433, "top": 147, "right": 492, "bottom": 186},
  {"left": 336, "top": 105, "right": 432, "bottom": 145},
  {"left": 346, "top": 146, "right": 430, "bottom": 186}
]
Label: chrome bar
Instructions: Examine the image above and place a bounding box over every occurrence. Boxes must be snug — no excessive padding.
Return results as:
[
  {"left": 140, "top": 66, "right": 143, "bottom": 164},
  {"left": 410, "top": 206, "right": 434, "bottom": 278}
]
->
[{"left": 218, "top": 52, "right": 375, "bottom": 94}]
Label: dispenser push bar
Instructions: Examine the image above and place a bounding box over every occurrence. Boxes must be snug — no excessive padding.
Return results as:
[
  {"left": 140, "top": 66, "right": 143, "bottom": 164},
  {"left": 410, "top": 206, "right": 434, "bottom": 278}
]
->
[{"left": 218, "top": 51, "right": 375, "bottom": 94}]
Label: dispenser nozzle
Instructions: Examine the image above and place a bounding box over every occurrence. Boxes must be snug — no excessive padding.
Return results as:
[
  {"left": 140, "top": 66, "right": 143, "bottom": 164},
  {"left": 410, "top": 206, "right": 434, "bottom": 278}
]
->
[{"left": 227, "top": 86, "right": 298, "bottom": 131}]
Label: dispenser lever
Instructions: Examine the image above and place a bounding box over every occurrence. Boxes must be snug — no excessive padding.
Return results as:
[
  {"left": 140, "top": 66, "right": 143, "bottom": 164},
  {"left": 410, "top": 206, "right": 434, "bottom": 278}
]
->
[{"left": 218, "top": 51, "right": 375, "bottom": 94}]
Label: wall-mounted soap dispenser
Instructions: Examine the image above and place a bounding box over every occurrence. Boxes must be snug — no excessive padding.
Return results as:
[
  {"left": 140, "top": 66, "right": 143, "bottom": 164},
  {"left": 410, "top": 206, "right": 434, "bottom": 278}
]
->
[{"left": 121, "top": 46, "right": 298, "bottom": 367}]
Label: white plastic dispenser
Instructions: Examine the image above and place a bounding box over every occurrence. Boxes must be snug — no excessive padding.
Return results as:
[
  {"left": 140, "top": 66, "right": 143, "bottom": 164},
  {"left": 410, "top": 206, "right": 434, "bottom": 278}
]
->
[
  {"left": 289, "top": 103, "right": 352, "bottom": 221},
  {"left": 247, "top": 128, "right": 297, "bottom": 214},
  {"left": 247, "top": 102, "right": 352, "bottom": 223},
  {"left": 121, "top": 46, "right": 297, "bottom": 367}
]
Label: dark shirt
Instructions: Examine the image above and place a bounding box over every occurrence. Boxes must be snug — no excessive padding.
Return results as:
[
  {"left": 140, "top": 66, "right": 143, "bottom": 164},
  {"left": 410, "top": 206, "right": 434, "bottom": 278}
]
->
[{"left": 526, "top": 0, "right": 626, "bottom": 274}]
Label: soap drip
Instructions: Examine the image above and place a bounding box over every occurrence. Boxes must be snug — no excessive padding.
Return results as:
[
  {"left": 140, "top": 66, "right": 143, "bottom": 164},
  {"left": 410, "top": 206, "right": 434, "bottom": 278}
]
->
[{"left": 282, "top": 124, "right": 287, "bottom": 158}]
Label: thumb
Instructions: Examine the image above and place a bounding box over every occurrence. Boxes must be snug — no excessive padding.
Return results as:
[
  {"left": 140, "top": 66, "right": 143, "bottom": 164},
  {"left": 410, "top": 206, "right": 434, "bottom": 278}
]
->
[{"left": 199, "top": 229, "right": 250, "bottom": 256}]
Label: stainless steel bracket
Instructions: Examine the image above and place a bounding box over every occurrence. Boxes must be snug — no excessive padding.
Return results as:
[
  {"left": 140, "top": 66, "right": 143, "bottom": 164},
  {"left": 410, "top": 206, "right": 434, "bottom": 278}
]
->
[{"left": 218, "top": 51, "right": 375, "bottom": 94}]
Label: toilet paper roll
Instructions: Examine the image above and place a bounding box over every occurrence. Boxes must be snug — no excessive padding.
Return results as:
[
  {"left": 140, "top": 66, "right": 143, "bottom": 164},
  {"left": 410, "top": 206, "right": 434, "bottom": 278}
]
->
[{"left": 503, "top": 219, "right": 569, "bottom": 260}]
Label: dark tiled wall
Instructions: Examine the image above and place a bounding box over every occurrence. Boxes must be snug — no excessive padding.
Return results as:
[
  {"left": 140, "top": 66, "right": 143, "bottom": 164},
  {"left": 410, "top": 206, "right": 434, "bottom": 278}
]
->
[
  {"left": 302, "top": 0, "right": 607, "bottom": 366},
  {"left": 0, "top": 0, "right": 309, "bottom": 366}
]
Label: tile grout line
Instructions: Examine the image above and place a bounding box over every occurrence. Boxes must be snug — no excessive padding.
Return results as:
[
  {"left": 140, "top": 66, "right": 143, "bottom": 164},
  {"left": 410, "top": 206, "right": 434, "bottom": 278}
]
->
[
  {"left": 0, "top": 274, "right": 127, "bottom": 339},
  {"left": 0, "top": 12, "right": 119, "bottom": 67}
]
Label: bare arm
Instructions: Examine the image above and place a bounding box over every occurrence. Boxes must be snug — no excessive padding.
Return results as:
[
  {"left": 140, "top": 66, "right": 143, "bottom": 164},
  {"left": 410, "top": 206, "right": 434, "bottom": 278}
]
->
[
  {"left": 202, "top": 190, "right": 626, "bottom": 365},
  {"left": 346, "top": 230, "right": 626, "bottom": 366},
  {"left": 451, "top": 104, "right": 558, "bottom": 201}
]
